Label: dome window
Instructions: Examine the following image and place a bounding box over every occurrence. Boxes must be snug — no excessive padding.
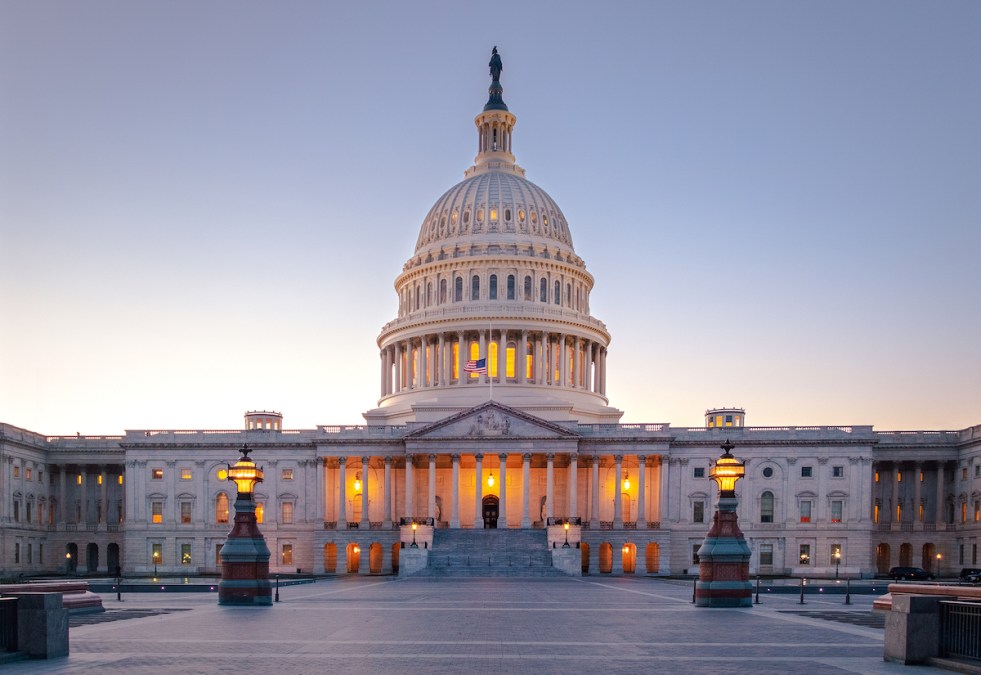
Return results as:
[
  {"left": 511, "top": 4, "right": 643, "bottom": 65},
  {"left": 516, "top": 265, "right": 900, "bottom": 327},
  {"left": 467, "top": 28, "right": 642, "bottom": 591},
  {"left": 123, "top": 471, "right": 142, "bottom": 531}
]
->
[
  {"left": 490, "top": 208, "right": 498, "bottom": 222},
  {"left": 504, "top": 208, "right": 512, "bottom": 221},
  {"left": 477, "top": 208, "right": 484, "bottom": 222},
  {"left": 463, "top": 211, "right": 471, "bottom": 224},
  {"left": 530, "top": 211, "right": 538, "bottom": 223},
  {"left": 542, "top": 213, "right": 549, "bottom": 226},
  {"left": 451, "top": 211, "right": 459, "bottom": 225},
  {"left": 518, "top": 209, "right": 525, "bottom": 222}
]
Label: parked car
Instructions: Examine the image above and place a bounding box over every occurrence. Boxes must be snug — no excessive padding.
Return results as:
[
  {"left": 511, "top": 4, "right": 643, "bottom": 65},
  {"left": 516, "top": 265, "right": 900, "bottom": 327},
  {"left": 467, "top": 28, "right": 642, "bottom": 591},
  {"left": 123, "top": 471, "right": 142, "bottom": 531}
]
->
[
  {"left": 889, "top": 566, "right": 934, "bottom": 581},
  {"left": 958, "top": 567, "right": 981, "bottom": 581}
]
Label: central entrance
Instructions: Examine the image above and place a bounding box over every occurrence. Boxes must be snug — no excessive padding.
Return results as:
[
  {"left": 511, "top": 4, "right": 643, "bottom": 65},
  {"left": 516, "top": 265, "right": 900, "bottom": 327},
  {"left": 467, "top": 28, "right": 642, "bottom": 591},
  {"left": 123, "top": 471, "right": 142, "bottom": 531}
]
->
[{"left": 482, "top": 495, "right": 499, "bottom": 528}]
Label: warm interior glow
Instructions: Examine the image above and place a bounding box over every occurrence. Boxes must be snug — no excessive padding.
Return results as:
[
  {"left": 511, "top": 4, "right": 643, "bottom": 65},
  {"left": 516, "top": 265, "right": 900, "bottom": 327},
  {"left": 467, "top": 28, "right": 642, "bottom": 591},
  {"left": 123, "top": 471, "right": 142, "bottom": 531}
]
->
[
  {"left": 505, "top": 345, "right": 515, "bottom": 378},
  {"left": 256, "top": 503, "right": 264, "bottom": 524},
  {"left": 452, "top": 342, "right": 460, "bottom": 379},
  {"left": 487, "top": 473, "right": 495, "bottom": 488},
  {"left": 623, "top": 472, "right": 631, "bottom": 491},
  {"left": 217, "top": 468, "right": 228, "bottom": 481},
  {"left": 354, "top": 478, "right": 362, "bottom": 492},
  {"left": 470, "top": 342, "right": 480, "bottom": 378},
  {"left": 489, "top": 341, "right": 498, "bottom": 377},
  {"left": 118, "top": 475, "right": 124, "bottom": 485}
]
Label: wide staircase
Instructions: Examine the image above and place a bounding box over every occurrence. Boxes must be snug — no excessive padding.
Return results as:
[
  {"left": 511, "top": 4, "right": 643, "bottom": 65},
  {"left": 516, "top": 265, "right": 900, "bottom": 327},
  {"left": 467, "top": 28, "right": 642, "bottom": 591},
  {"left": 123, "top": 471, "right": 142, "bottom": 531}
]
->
[{"left": 417, "top": 529, "right": 566, "bottom": 578}]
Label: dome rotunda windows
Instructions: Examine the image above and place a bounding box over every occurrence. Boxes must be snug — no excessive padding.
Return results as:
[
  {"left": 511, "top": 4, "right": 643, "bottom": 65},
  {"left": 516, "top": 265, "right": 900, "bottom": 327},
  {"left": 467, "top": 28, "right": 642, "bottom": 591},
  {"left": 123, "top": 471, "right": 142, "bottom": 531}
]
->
[
  {"left": 504, "top": 208, "right": 511, "bottom": 221},
  {"left": 477, "top": 208, "right": 484, "bottom": 223},
  {"left": 518, "top": 208, "right": 525, "bottom": 222},
  {"left": 463, "top": 210, "right": 471, "bottom": 225},
  {"left": 490, "top": 208, "right": 498, "bottom": 222}
]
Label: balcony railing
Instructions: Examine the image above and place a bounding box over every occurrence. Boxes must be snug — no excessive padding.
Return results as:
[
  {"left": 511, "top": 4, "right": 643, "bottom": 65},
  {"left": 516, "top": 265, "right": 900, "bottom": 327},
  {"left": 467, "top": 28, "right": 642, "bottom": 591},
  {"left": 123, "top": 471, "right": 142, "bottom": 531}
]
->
[{"left": 940, "top": 600, "right": 981, "bottom": 662}]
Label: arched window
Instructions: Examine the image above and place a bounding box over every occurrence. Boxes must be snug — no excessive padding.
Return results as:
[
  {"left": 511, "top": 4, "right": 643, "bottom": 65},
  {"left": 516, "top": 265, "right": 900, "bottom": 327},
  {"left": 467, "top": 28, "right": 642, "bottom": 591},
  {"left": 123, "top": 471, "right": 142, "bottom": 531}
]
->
[
  {"left": 439, "top": 279, "right": 447, "bottom": 304},
  {"left": 566, "top": 283, "right": 571, "bottom": 306},
  {"left": 489, "top": 274, "right": 498, "bottom": 300},
  {"left": 216, "top": 492, "right": 229, "bottom": 524},
  {"left": 471, "top": 275, "right": 480, "bottom": 301},
  {"left": 505, "top": 341, "right": 516, "bottom": 378},
  {"left": 507, "top": 275, "right": 515, "bottom": 300},
  {"left": 454, "top": 277, "right": 463, "bottom": 302},
  {"left": 469, "top": 342, "right": 480, "bottom": 378},
  {"left": 540, "top": 278, "right": 547, "bottom": 302},
  {"left": 524, "top": 276, "right": 532, "bottom": 301},
  {"left": 554, "top": 280, "right": 561, "bottom": 305},
  {"left": 760, "top": 491, "right": 774, "bottom": 523},
  {"left": 427, "top": 282, "right": 433, "bottom": 307},
  {"left": 414, "top": 285, "right": 420, "bottom": 310}
]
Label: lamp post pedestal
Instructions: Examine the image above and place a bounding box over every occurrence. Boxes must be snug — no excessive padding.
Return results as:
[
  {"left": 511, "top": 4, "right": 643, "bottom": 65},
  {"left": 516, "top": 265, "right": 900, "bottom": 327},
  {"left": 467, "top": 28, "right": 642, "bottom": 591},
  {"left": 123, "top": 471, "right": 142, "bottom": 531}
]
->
[
  {"left": 695, "top": 495, "right": 752, "bottom": 607},
  {"left": 218, "top": 446, "right": 272, "bottom": 607}
]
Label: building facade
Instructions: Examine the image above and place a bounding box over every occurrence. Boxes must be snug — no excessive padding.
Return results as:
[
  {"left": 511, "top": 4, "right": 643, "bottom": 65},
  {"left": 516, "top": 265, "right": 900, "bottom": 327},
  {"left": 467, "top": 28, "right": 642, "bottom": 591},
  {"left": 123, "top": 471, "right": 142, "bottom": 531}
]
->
[{"left": 3, "top": 52, "right": 980, "bottom": 579}]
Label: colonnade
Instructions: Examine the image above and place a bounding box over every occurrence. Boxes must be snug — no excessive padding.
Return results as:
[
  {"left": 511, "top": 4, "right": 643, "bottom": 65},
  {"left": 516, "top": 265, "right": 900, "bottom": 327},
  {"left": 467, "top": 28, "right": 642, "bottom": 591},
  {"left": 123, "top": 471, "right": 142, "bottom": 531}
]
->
[
  {"left": 379, "top": 329, "right": 608, "bottom": 397},
  {"left": 872, "top": 460, "right": 954, "bottom": 527}
]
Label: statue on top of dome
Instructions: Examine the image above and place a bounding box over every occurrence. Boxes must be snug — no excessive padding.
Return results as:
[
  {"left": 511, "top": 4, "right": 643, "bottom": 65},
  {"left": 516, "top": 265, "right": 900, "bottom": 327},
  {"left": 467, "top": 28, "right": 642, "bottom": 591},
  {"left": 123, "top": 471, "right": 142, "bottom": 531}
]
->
[{"left": 489, "top": 47, "right": 503, "bottom": 82}]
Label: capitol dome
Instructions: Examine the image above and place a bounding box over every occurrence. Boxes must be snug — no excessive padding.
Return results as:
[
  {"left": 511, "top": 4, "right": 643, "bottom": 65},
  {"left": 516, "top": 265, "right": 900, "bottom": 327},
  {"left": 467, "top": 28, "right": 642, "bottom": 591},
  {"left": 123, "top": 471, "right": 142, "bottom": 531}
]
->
[{"left": 367, "top": 49, "right": 622, "bottom": 426}]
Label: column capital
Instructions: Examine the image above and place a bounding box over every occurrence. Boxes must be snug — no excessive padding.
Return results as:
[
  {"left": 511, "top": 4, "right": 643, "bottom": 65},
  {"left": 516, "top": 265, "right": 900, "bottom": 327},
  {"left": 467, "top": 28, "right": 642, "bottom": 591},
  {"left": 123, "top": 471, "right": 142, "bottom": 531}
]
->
[
  {"left": 568, "top": 453, "right": 578, "bottom": 462},
  {"left": 614, "top": 455, "right": 623, "bottom": 463},
  {"left": 474, "top": 453, "right": 483, "bottom": 461},
  {"left": 361, "top": 456, "right": 370, "bottom": 465},
  {"left": 638, "top": 455, "right": 647, "bottom": 463},
  {"left": 338, "top": 456, "right": 347, "bottom": 466},
  {"left": 451, "top": 454, "right": 460, "bottom": 462},
  {"left": 498, "top": 453, "right": 508, "bottom": 462},
  {"left": 384, "top": 456, "right": 393, "bottom": 466},
  {"left": 522, "top": 453, "right": 531, "bottom": 462},
  {"left": 428, "top": 454, "right": 437, "bottom": 463},
  {"left": 546, "top": 453, "right": 555, "bottom": 462}
]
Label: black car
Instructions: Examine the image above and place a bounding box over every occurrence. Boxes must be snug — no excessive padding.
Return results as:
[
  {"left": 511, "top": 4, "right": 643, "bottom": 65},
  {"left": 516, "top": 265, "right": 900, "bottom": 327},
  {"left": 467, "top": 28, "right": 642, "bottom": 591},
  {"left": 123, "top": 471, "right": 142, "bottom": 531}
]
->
[
  {"left": 959, "top": 567, "right": 981, "bottom": 581},
  {"left": 966, "top": 572, "right": 981, "bottom": 583},
  {"left": 889, "top": 566, "right": 934, "bottom": 581}
]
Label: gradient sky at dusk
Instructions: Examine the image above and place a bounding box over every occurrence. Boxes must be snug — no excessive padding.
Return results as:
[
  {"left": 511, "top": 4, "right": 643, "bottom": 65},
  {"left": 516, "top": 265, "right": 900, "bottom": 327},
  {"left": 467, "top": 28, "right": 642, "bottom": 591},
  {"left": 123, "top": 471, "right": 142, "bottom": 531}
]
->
[{"left": 2, "top": 1, "right": 979, "bottom": 435}]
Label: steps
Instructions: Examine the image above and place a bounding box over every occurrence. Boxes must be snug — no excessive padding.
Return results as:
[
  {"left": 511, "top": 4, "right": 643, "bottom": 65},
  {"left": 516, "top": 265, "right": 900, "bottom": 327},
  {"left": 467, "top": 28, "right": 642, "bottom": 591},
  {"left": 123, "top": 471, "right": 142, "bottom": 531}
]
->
[{"left": 412, "top": 529, "right": 567, "bottom": 578}]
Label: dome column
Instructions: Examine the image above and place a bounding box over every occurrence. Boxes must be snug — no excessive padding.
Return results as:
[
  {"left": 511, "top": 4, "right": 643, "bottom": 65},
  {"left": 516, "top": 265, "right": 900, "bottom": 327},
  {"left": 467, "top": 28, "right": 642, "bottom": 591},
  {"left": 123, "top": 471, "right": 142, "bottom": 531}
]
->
[
  {"left": 519, "top": 330, "right": 528, "bottom": 384},
  {"left": 498, "top": 328, "right": 506, "bottom": 381},
  {"left": 438, "top": 334, "right": 446, "bottom": 386},
  {"left": 420, "top": 335, "right": 428, "bottom": 388},
  {"left": 479, "top": 331, "right": 487, "bottom": 384},
  {"left": 393, "top": 343, "right": 402, "bottom": 393},
  {"left": 457, "top": 331, "right": 465, "bottom": 385}
]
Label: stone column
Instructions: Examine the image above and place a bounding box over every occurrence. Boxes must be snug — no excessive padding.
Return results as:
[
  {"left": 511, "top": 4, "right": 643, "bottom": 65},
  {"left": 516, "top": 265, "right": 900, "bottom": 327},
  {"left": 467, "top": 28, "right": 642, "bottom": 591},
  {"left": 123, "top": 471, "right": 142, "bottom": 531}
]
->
[
  {"left": 591, "top": 456, "right": 600, "bottom": 527},
  {"left": 338, "top": 457, "right": 347, "bottom": 526},
  {"left": 393, "top": 343, "right": 402, "bottom": 392},
  {"left": 558, "top": 334, "right": 567, "bottom": 387},
  {"left": 428, "top": 454, "right": 437, "bottom": 522},
  {"left": 570, "top": 337, "right": 579, "bottom": 388},
  {"left": 59, "top": 468, "right": 67, "bottom": 526},
  {"left": 636, "top": 456, "right": 646, "bottom": 528},
  {"left": 613, "top": 455, "right": 623, "bottom": 529},
  {"left": 545, "top": 454, "right": 554, "bottom": 521},
  {"left": 380, "top": 349, "right": 387, "bottom": 397},
  {"left": 360, "top": 457, "right": 370, "bottom": 527},
  {"left": 497, "top": 329, "right": 506, "bottom": 380},
  {"left": 498, "top": 453, "right": 508, "bottom": 528},
  {"left": 568, "top": 454, "right": 578, "bottom": 519},
  {"left": 405, "top": 455, "right": 414, "bottom": 519},
  {"left": 99, "top": 466, "right": 107, "bottom": 525},
  {"left": 521, "top": 453, "right": 531, "bottom": 528},
  {"left": 935, "top": 462, "right": 946, "bottom": 525},
  {"left": 882, "top": 464, "right": 894, "bottom": 524},
  {"left": 420, "top": 335, "right": 428, "bottom": 388},
  {"left": 913, "top": 461, "right": 922, "bottom": 525},
  {"left": 383, "top": 457, "right": 392, "bottom": 528},
  {"left": 479, "top": 331, "right": 487, "bottom": 384},
  {"left": 316, "top": 458, "right": 326, "bottom": 524},
  {"left": 473, "top": 454, "right": 484, "bottom": 528},
  {"left": 457, "top": 332, "right": 465, "bottom": 384},
  {"left": 438, "top": 334, "right": 446, "bottom": 386},
  {"left": 450, "top": 454, "right": 461, "bottom": 528},
  {"left": 519, "top": 330, "right": 528, "bottom": 384},
  {"left": 585, "top": 341, "right": 594, "bottom": 392}
]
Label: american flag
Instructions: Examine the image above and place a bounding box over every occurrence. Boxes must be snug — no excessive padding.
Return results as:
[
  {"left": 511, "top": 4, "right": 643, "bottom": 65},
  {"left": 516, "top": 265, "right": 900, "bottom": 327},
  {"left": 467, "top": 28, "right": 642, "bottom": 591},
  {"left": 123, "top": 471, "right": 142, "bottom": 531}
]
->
[{"left": 464, "top": 358, "right": 487, "bottom": 374}]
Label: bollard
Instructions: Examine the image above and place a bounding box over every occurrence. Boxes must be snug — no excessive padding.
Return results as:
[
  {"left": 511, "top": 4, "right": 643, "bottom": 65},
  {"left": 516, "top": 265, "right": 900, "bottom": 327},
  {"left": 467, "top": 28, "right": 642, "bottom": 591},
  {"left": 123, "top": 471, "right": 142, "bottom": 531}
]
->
[
  {"left": 755, "top": 576, "right": 761, "bottom": 605},
  {"left": 116, "top": 577, "right": 122, "bottom": 602},
  {"left": 275, "top": 574, "right": 280, "bottom": 603},
  {"left": 798, "top": 577, "right": 806, "bottom": 605},
  {"left": 692, "top": 577, "right": 697, "bottom": 604},
  {"left": 844, "top": 578, "right": 851, "bottom": 605}
]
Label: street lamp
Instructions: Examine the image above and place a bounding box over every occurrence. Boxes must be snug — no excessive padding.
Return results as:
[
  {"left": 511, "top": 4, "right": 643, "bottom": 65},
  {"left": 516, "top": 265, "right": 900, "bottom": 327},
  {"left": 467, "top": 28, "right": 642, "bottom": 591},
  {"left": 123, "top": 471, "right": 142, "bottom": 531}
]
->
[
  {"left": 562, "top": 521, "right": 570, "bottom": 548},
  {"left": 218, "top": 444, "right": 272, "bottom": 606},
  {"left": 834, "top": 550, "right": 841, "bottom": 579},
  {"left": 410, "top": 522, "right": 419, "bottom": 548},
  {"left": 936, "top": 552, "right": 942, "bottom": 576},
  {"left": 66, "top": 551, "right": 72, "bottom": 575}
]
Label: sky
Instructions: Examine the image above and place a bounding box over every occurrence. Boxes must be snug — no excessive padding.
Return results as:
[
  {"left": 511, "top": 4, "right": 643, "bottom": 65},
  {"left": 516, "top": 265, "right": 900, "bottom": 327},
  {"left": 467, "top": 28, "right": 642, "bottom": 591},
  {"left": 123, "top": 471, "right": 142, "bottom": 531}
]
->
[{"left": 1, "top": 1, "right": 979, "bottom": 435}]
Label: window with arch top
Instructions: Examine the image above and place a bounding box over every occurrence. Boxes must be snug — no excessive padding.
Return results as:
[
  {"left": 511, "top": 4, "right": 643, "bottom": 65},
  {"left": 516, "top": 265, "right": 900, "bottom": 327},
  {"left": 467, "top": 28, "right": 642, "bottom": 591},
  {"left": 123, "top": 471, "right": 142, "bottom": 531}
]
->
[
  {"left": 454, "top": 276, "right": 463, "bottom": 302},
  {"left": 489, "top": 274, "right": 498, "bottom": 300},
  {"left": 471, "top": 275, "right": 480, "bottom": 301},
  {"left": 760, "top": 491, "right": 774, "bottom": 523},
  {"left": 507, "top": 274, "right": 515, "bottom": 300}
]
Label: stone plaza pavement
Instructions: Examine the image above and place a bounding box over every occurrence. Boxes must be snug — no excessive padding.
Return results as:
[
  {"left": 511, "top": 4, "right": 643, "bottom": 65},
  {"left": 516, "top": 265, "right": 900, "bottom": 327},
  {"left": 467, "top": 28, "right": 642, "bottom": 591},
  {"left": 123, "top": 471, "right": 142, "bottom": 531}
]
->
[{"left": 7, "top": 577, "right": 944, "bottom": 674}]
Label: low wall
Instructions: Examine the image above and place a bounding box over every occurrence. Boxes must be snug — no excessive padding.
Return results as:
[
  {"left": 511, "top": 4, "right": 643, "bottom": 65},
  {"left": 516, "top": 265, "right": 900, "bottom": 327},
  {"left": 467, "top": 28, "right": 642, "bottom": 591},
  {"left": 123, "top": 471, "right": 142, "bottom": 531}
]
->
[
  {"left": 879, "top": 584, "right": 981, "bottom": 666},
  {"left": 0, "top": 592, "right": 69, "bottom": 659},
  {"left": 0, "top": 582, "right": 103, "bottom": 614}
]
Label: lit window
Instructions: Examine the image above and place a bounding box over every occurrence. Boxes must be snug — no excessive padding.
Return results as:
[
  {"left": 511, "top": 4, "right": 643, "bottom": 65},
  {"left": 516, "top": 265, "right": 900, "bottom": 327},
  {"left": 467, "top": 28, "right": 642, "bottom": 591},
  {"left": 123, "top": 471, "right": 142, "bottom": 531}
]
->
[
  {"left": 181, "top": 468, "right": 192, "bottom": 480},
  {"left": 799, "top": 501, "right": 812, "bottom": 523},
  {"left": 801, "top": 466, "right": 813, "bottom": 478},
  {"left": 715, "top": 416, "right": 722, "bottom": 426},
  {"left": 77, "top": 473, "right": 82, "bottom": 485},
  {"left": 874, "top": 502, "right": 880, "bottom": 524},
  {"left": 216, "top": 493, "right": 229, "bottom": 524},
  {"left": 181, "top": 544, "right": 192, "bottom": 565},
  {"left": 151, "top": 468, "right": 163, "bottom": 480},
  {"left": 490, "top": 207, "right": 498, "bottom": 222},
  {"left": 831, "top": 500, "right": 843, "bottom": 523},
  {"left": 725, "top": 415, "right": 732, "bottom": 426},
  {"left": 962, "top": 502, "right": 968, "bottom": 524},
  {"left": 975, "top": 501, "right": 980, "bottom": 523},
  {"left": 217, "top": 468, "right": 228, "bottom": 481},
  {"left": 874, "top": 471, "right": 880, "bottom": 483},
  {"left": 282, "top": 469, "right": 294, "bottom": 481},
  {"left": 897, "top": 471, "right": 903, "bottom": 482},
  {"left": 452, "top": 342, "right": 460, "bottom": 379},
  {"left": 799, "top": 544, "right": 811, "bottom": 565},
  {"left": 489, "top": 341, "right": 498, "bottom": 377},
  {"left": 692, "top": 501, "right": 704, "bottom": 524},
  {"left": 12, "top": 465, "right": 19, "bottom": 478},
  {"left": 282, "top": 544, "right": 293, "bottom": 565},
  {"left": 505, "top": 343, "right": 516, "bottom": 378},
  {"left": 832, "top": 466, "right": 844, "bottom": 478},
  {"left": 151, "top": 543, "right": 162, "bottom": 565},
  {"left": 469, "top": 342, "right": 480, "bottom": 379},
  {"left": 26, "top": 467, "right": 32, "bottom": 481},
  {"left": 830, "top": 544, "right": 842, "bottom": 565},
  {"left": 256, "top": 502, "right": 264, "bottom": 524},
  {"left": 282, "top": 502, "right": 294, "bottom": 525},
  {"left": 181, "top": 501, "right": 192, "bottom": 524},
  {"left": 152, "top": 501, "right": 163, "bottom": 524}
]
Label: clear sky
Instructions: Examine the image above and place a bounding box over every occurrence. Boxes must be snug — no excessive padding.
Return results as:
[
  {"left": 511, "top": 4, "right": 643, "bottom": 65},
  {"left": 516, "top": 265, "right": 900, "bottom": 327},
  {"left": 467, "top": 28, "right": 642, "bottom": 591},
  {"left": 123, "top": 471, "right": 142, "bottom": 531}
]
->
[{"left": 2, "top": 1, "right": 979, "bottom": 435}]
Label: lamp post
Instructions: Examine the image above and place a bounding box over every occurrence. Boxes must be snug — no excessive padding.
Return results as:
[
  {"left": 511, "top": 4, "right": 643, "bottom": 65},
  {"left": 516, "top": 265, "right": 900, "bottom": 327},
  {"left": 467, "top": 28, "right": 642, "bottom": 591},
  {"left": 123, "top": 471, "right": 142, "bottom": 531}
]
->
[
  {"left": 410, "top": 522, "right": 419, "bottom": 548},
  {"left": 65, "top": 551, "right": 72, "bottom": 575},
  {"left": 936, "top": 552, "right": 942, "bottom": 577},
  {"left": 695, "top": 439, "right": 752, "bottom": 608},
  {"left": 834, "top": 550, "right": 841, "bottom": 579},
  {"left": 218, "top": 444, "right": 272, "bottom": 606},
  {"left": 563, "top": 522, "right": 571, "bottom": 548}
]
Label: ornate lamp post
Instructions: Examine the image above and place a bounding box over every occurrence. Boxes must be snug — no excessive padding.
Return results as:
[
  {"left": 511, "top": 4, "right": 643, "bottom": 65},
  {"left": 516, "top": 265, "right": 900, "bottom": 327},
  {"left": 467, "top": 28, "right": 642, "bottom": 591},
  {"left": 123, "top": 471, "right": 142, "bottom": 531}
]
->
[
  {"left": 410, "top": 522, "right": 419, "bottom": 548},
  {"left": 563, "top": 521, "right": 571, "bottom": 548},
  {"left": 695, "top": 439, "right": 752, "bottom": 607},
  {"left": 218, "top": 445, "right": 272, "bottom": 606},
  {"left": 834, "top": 549, "right": 841, "bottom": 579}
]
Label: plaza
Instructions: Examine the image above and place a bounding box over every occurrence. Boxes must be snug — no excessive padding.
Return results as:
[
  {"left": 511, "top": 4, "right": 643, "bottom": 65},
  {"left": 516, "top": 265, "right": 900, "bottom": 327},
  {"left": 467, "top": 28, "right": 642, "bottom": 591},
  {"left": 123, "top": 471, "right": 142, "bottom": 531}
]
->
[{"left": 0, "top": 577, "right": 944, "bottom": 674}]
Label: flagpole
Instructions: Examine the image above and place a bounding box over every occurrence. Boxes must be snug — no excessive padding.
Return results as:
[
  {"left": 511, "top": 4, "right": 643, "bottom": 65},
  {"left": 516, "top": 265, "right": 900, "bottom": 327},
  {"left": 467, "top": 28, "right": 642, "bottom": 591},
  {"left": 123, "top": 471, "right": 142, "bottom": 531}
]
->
[{"left": 489, "top": 318, "right": 493, "bottom": 402}]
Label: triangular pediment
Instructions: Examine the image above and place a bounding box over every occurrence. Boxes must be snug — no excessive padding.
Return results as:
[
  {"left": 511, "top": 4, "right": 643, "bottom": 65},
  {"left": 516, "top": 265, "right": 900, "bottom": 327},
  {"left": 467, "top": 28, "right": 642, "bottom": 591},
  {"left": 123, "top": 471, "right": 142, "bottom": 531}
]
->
[{"left": 404, "top": 401, "right": 579, "bottom": 439}]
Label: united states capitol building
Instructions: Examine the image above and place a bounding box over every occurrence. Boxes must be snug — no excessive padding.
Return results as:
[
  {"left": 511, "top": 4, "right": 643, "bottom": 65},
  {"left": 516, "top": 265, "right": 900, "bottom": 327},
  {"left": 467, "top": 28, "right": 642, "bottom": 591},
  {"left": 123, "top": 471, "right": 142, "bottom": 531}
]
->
[{"left": 3, "top": 51, "right": 979, "bottom": 581}]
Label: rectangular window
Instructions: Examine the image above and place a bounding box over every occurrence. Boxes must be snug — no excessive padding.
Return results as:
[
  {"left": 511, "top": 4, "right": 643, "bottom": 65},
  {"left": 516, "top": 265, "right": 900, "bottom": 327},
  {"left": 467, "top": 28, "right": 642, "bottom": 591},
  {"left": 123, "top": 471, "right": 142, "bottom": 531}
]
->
[
  {"left": 759, "top": 544, "right": 773, "bottom": 566},
  {"left": 181, "top": 544, "right": 192, "bottom": 566},
  {"left": 830, "top": 543, "right": 842, "bottom": 565},
  {"left": 282, "top": 502, "right": 294, "bottom": 524},
  {"left": 693, "top": 501, "right": 704, "bottom": 524},
  {"left": 256, "top": 502, "right": 264, "bottom": 524},
  {"left": 875, "top": 471, "right": 880, "bottom": 483},
  {"left": 13, "top": 501, "right": 19, "bottom": 522},
  {"left": 975, "top": 464, "right": 980, "bottom": 478},
  {"left": 974, "top": 544, "right": 978, "bottom": 565},
  {"left": 831, "top": 500, "right": 843, "bottom": 523},
  {"left": 77, "top": 473, "right": 82, "bottom": 485},
  {"left": 14, "top": 543, "right": 20, "bottom": 564},
  {"left": 975, "top": 500, "right": 980, "bottom": 523},
  {"left": 39, "top": 544, "right": 43, "bottom": 564},
  {"left": 799, "top": 544, "right": 811, "bottom": 566},
  {"left": 216, "top": 543, "right": 223, "bottom": 566},
  {"left": 151, "top": 543, "right": 162, "bottom": 565},
  {"left": 963, "top": 467, "right": 969, "bottom": 481},
  {"left": 181, "top": 468, "right": 192, "bottom": 480},
  {"left": 691, "top": 544, "right": 700, "bottom": 565},
  {"left": 960, "top": 544, "right": 965, "bottom": 565},
  {"left": 282, "top": 544, "right": 293, "bottom": 565},
  {"left": 27, "top": 543, "right": 32, "bottom": 564},
  {"left": 799, "top": 501, "right": 812, "bottom": 523},
  {"left": 181, "top": 501, "right": 192, "bottom": 524},
  {"left": 151, "top": 501, "right": 163, "bottom": 524},
  {"left": 25, "top": 467, "right": 32, "bottom": 480},
  {"left": 38, "top": 470, "right": 43, "bottom": 483},
  {"left": 151, "top": 468, "right": 163, "bottom": 480},
  {"left": 801, "top": 466, "right": 813, "bottom": 478},
  {"left": 897, "top": 471, "right": 903, "bottom": 482},
  {"left": 282, "top": 469, "right": 294, "bottom": 481},
  {"left": 725, "top": 415, "right": 733, "bottom": 426},
  {"left": 832, "top": 466, "right": 844, "bottom": 478},
  {"left": 693, "top": 467, "right": 705, "bottom": 478},
  {"left": 97, "top": 474, "right": 102, "bottom": 485},
  {"left": 118, "top": 474, "right": 124, "bottom": 485},
  {"left": 13, "top": 465, "right": 19, "bottom": 478},
  {"left": 962, "top": 502, "right": 968, "bottom": 523}
]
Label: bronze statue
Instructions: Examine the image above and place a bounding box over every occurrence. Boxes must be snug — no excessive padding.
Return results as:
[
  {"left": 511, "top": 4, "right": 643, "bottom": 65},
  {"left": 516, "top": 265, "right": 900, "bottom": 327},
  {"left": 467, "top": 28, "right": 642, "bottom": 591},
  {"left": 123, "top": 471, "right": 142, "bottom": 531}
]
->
[{"left": 489, "top": 46, "right": 503, "bottom": 82}]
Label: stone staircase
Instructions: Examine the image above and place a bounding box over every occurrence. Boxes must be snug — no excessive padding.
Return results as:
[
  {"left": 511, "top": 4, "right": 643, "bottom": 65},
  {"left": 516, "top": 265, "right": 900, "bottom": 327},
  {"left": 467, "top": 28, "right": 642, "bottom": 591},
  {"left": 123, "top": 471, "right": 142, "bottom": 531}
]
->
[{"left": 415, "top": 529, "right": 566, "bottom": 577}]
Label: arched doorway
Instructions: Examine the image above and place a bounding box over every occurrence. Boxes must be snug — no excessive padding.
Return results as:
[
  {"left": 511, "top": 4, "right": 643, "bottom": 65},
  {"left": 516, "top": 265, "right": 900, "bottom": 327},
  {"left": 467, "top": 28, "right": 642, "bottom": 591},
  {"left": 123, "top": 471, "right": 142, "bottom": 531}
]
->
[
  {"left": 86, "top": 543, "right": 99, "bottom": 574},
  {"left": 599, "top": 542, "right": 613, "bottom": 574},
  {"left": 107, "top": 543, "right": 120, "bottom": 575},
  {"left": 324, "top": 543, "right": 337, "bottom": 573},
  {"left": 876, "top": 543, "right": 891, "bottom": 574},
  {"left": 581, "top": 542, "right": 590, "bottom": 575},
  {"left": 922, "top": 543, "right": 936, "bottom": 573},
  {"left": 646, "top": 543, "right": 660, "bottom": 575},
  {"left": 622, "top": 543, "right": 637, "bottom": 574},
  {"left": 369, "top": 543, "right": 383, "bottom": 574},
  {"left": 346, "top": 543, "right": 361, "bottom": 573},
  {"left": 66, "top": 543, "right": 78, "bottom": 574},
  {"left": 391, "top": 543, "right": 400, "bottom": 574},
  {"left": 482, "top": 495, "right": 499, "bottom": 529},
  {"left": 899, "top": 543, "right": 913, "bottom": 567}
]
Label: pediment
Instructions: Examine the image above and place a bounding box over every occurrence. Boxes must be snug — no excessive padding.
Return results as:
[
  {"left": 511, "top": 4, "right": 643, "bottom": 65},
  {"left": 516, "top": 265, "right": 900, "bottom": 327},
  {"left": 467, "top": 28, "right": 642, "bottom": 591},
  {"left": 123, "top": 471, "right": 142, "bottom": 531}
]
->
[{"left": 404, "top": 402, "right": 578, "bottom": 440}]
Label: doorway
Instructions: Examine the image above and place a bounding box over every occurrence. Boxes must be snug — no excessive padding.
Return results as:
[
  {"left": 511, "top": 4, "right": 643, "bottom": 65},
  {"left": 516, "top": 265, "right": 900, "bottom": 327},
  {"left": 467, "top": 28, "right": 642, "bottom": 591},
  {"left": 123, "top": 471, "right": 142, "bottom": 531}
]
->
[{"left": 482, "top": 495, "right": 499, "bottom": 528}]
